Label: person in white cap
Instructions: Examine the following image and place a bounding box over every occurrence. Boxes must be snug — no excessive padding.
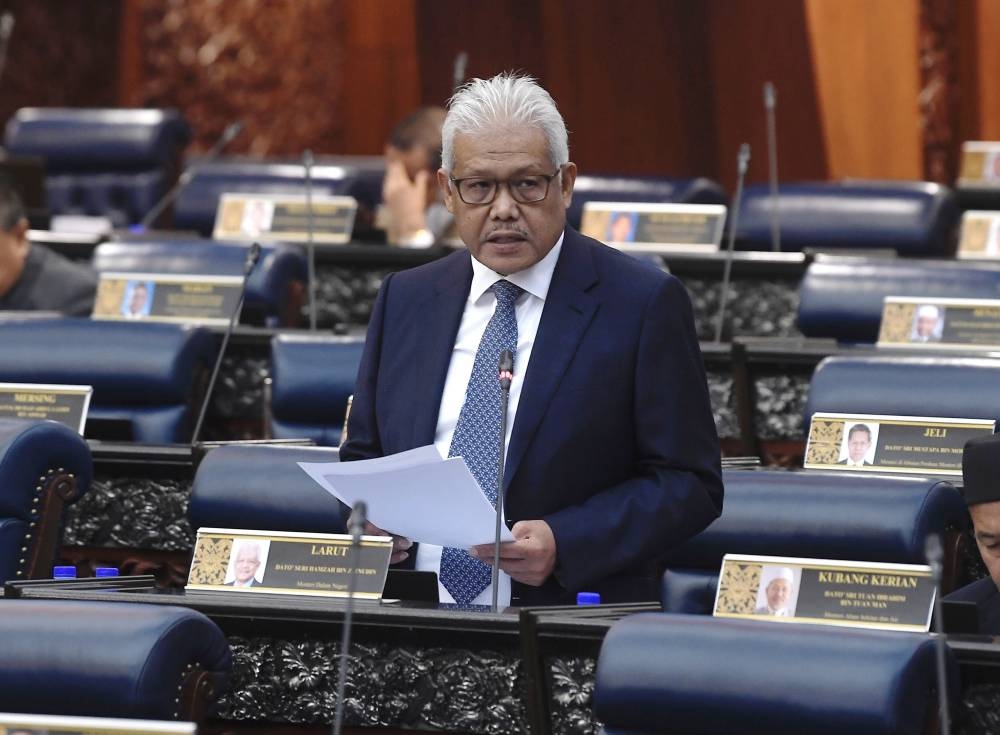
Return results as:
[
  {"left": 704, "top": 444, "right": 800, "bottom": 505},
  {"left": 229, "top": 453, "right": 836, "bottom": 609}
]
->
[
  {"left": 910, "top": 304, "right": 942, "bottom": 343},
  {"left": 755, "top": 566, "right": 795, "bottom": 616}
]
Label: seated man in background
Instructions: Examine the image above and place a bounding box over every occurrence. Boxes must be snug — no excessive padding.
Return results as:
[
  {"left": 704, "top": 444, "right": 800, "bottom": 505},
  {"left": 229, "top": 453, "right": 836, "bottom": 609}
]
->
[
  {"left": 0, "top": 183, "right": 96, "bottom": 315},
  {"left": 379, "top": 106, "right": 453, "bottom": 246}
]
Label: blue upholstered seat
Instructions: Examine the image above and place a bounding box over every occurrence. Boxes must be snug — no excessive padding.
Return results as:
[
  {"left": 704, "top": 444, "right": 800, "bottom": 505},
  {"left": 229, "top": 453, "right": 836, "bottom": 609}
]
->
[
  {"left": 595, "top": 613, "right": 954, "bottom": 735},
  {"left": 0, "top": 419, "right": 91, "bottom": 583},
  {"left": 660, "top": 469, "right": 968, "bottom": 614},
  {"left": 189, "top": 443, "right": 344, "bottom": 534},
  {"left": 0, "top": 319, "right": 215, "bottom": 443},
  {"left": 91, "top": 240, "right": 307, "bottom": 327},
  {"left": 566, "top": 174, "right": 727, "bottom": 230},
  {"left": 735, "top": 180, "right": 960, "bottom": 255},
  {"left": 805, "top": 355, "right": 1000, "bottom": 427},
  {"left": 797, "top": 256, "right": 1000, "bottom": 342},
  {"left": 0, "top": 599, "right": 231, "bottom": 722},
  {"left": 269, "top": 334, "right": 364, "bottom": 446},
  {"left": 4, "top": 108, "right": 191, "bottom": 227}
]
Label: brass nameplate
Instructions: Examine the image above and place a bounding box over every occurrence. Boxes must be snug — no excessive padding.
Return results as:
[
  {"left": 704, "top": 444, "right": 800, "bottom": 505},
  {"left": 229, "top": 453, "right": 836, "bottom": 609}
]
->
[
  {"left": 958, "top": 141, "right": 1000, "bottom": 188},
  {"left": 877, "top": 296, "right": 1000, "bottom": 350},
  {"left": 0, "top": 713, "right": 195, "bottom": 734},
  {"left": 186, "top": 527, "right": 393, "bottom": 599},
  {"left": 0, "top": 382, "right": 92, "bottom": 433},
  {"left": 580, "top": 202, "right": 726, "bottom": 253},
  {"left": 804, "top": 412, "right": 995, "bottom": 476},
  {"left": 957, "top": 211, "right": 1000, "bottom": 259},
  {"left": 714, "top": 554, "right": 935, "bottom": 632},
  {"left": 213, "top": 193, "right": 358, "bottom": 244},
  {"left": 92, "top": 272, "right": 243, "bottom": 326}
]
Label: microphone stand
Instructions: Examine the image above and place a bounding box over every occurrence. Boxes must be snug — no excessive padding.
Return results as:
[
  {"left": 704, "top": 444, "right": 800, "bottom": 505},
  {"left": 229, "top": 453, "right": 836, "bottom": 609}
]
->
[
  {"left": 0, "top": 12, "right": 15, "bottom": 84},
  {"left": 492, "top": 349, "right": 514, "bottom": 613},
  {"left": 190, "top": 241, "right": 261, "bottom": 445},
  {"left": 714, "top": 143, "right": 751, "bottom": 343},
  {"left": 764, "top": 82, "right": 781, "bottom": 252},
  {"left": 303, "top": 149, "right": 318, "bottom": 331},
  {"left": 926, "top": 533, "right": 951, "bottom": 735},
  {"left": 332, "top": 501, "right": 366, "bottom": 735}
]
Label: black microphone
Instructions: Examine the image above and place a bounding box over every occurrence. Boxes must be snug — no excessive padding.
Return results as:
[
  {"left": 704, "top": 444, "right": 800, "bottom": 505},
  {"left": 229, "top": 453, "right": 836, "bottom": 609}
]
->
[
  {"left": 491, "top": 348, "right": 514, "bottom": 612},
  {"left": 302, "top": 149, "right": 318, "bottom": 331},
  {"left": 713, "top": 143, "right": 751, "bottom": 343},
  {"left": 139, "top": 120, "right": 244, "bottom": 230},
  {"left": 333, "top": 500, "right": 367, "bottom": 735},
  {"left": 190, "top": 241, "right": 261, "bottom": 445},
  {"left": 925, "top": 532, "right": 952, "bottom": 735},
  {"left": 764, "top": 82, "right": 781, "bottom": 252}
]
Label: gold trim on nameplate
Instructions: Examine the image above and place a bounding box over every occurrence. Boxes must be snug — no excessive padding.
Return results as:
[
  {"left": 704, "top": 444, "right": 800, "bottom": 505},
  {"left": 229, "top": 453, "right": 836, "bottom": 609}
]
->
[
  {"left": 804, "top": 412, "right": 995, "bottom": 476},
  {"left": 212, "top": 193, "right": 358, "bottom": 244},
  {"left": 579, "top": 201, "right": 727, "bottom": 254},
  {"left": 186, "top": 527, "right": 393, "bottom": 599},
  {"left": 714, "top": 554, "right": 934, "bottom": 632}
]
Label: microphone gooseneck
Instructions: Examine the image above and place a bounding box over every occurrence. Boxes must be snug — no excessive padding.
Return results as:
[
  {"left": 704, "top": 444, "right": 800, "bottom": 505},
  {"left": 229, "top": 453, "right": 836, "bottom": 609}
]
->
[
  {"left": 764, "top": 81, "right": 781, "bottom": 252},
  {"left": 303, "top": 149, "right": 318, "bottom": 331},
  {"left": 714, "top": 143, "right": 751, "bottom": 343},
  {"left": 333, "top": 500, "right": 367, "bottom": 735},
  {"left": 492, "top": 348, "right": 514, "bottom": 612},
  {"left": 926, "top": 532, "right": 951, "bottom": 735}
]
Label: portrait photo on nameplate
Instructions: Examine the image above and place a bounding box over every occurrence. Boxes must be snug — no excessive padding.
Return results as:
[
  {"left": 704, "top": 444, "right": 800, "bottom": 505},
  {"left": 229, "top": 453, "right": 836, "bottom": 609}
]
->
[
  {"left": 0, "top": 382, "right": 92, "bottom": 433},
  {"left": 186, "top": 527, "right": 392, "bottom": 599},
  {"left": 713, "top": 554, "right": 936, "bottom": 632},
  {"left": 213, "top": 192, "right": 358, "bottom": 244},
  {"left": 92, "top": 272, "right": 243, "bottom": 326},
  {"left": 804, "top": 412, "right": 995, "bottom": 476},
  {"left": 958, "top": 141, "right": 1000, "bottom": 188},
  {"left": 579, "top": 201, "right": 726, "bottom": 253},
  {"left": 878, "top": 296, "right": 1000, "bottom": 349}
]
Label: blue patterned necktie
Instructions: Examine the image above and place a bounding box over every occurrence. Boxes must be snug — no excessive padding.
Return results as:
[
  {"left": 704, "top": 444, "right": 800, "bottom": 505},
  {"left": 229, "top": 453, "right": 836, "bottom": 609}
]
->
[{"left": 440, "top": 279, "right": 523, "bottom": 604}]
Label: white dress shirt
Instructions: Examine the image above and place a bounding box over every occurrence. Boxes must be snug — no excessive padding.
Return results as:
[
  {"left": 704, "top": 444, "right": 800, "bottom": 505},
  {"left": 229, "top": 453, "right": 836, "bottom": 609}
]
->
[{"left": 415, "top": 235, "right": 564, "bottom": 605}]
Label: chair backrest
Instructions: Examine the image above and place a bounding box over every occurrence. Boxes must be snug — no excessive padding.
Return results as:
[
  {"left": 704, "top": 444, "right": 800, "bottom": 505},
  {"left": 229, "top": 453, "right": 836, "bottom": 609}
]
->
[
  {"left": 804, "top": 355, "right": 1000, "bottom": 428},
  {"left": 172, "top": 155, "right": 384, "bottom": 236},
  {"left": 566, "top": 175, "right": 727, "bottom": 230},
  {"left": 269, "top": 334, "right": 365, "bottom": 446},
  {"left": 0, "top": 419, "right": 92, "bottom": 583},
  {"left": 594, "top": 613, "right": 952, "bottom": 735},
  {"left": 4, "top": 108, "right": 191, "bottom": 227},
  {"left": 189, "top": 443, "right": 345, "bottom": 534},
  {"left": 91, "top": 240, "right": 307, "bottom": 327},
  {"left": 735, "top": 180, "right": 960, "bottom": 255},
  {"left": 660, "top": 468, "right": 968, "bottom": 614},
  {"left": 0, "top": 599, "right": 230, "bottom": 722},
  {"left": 0, "top": 319, "right": 215, "bottom": 443},
  {"left": 797, "top": 255, "right": 1000, "bottom": 342}
]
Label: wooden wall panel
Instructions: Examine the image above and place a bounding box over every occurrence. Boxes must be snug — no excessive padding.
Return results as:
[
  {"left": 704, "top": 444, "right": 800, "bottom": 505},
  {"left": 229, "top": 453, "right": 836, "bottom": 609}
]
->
[{"left": 957, "top": 0, "right": 1000, "bottom": 144}]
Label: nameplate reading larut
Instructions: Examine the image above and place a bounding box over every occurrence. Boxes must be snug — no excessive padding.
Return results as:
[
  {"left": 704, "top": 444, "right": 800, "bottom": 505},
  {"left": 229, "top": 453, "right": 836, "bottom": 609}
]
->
[{"left": 186, "top": 527, "right": 392, "bottom": 600}]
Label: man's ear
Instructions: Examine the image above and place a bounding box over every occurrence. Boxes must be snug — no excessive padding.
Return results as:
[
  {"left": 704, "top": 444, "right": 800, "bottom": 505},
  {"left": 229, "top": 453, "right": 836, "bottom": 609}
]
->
[
  {"left": 560, "top": 162, "right": 577, "bottom": 209},
  {"left": 437, "top": 169, "right": 455, "bottom": 213},
  {"left": 11, "top": 218, "right": 29, "bottom": 256}
]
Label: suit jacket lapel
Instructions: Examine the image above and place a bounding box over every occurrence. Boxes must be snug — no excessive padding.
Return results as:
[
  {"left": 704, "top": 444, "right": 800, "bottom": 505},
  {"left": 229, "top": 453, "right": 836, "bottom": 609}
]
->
[{"left": 505, "top": 230, "right": 599, "bottom": 487}]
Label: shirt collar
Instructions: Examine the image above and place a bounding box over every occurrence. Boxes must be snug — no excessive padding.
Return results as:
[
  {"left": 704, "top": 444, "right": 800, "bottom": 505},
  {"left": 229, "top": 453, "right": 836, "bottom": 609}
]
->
[{"left": 468, "top": 231, "right": 564, "bottom": 304}]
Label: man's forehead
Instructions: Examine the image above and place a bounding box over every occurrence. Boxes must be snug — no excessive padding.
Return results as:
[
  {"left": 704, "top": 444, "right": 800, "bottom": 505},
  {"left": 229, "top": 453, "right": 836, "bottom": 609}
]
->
[
  {"left": 452, "top": 128, "right": 551, "bottom": 171},
  {"left": 971, "top": 501, "right": 1000, "bottom": 533}
]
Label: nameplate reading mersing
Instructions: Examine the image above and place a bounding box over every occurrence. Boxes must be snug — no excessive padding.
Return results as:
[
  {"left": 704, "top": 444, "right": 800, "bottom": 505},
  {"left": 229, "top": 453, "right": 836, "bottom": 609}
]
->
[
  {"left": 0, "top": 382, "right": 92, "bottom": 433},
  {"left": 580, "top": 201, "right": 726, "bottom": 253},
  {"left": 214, "top": 192, "right": 358, "bottom": 244},
  {"left": 877, "top": 296, "right": 1000, "bottom": 350}
]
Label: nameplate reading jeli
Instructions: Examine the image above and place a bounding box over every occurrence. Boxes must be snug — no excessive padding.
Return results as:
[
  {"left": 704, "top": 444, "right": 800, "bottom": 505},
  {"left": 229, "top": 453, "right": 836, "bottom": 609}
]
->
[
  {"left": 213, "top": 192, "right": 358, "bottom": 244},
  {"left": 92, "top": 272, "right": 244, "bottom": 326},
  {"left": 804, "top": 412, "right": 995, "bottom": 476},
  {"left": 0, "top": 382, "right": 92, "bottom": 434},
  {"left": 713, "top": 554, "right": 935, "bottom": 632},
  {"left": 186, "top": 527, "right": 393, "bottom": 600},
  {"left": 580, "top": 201, "right": 726, "bottom": 253}
]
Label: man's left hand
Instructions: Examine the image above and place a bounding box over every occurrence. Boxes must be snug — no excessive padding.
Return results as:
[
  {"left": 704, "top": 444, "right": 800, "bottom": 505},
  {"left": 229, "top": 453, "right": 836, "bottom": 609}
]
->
[{"left": 470, "top": 519, "right": 556, "bottom": 587}]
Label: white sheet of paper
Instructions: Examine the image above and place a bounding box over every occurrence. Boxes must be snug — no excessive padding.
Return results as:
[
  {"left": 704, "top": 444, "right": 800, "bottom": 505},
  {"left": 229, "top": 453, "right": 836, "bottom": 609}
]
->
[{"left": 298, "top": 445, "right": 515, "bottom": 549}]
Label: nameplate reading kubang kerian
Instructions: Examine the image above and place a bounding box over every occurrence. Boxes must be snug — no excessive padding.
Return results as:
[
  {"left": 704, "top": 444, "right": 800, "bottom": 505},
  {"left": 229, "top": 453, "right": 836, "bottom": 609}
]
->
[
  {"left": 92, "top": 272, "right": 244, "bottom": 326},
  {"left": 714, "top": 554, "right": 935, "bottom": 632},
  {"left": 186, "top": 527, "right": 392, "bottom": 599},
  {"left": 877, "top": 296, "right": 1000, "bottom": 349},
  {"left": 580, "top": 201, "right": 726, "bottom": 253},
  {"left": 0, "top": 382, "right": 92, "bottom": 433},
  {"left": 213, "top": 192, "right": 358, "bottom": 244},
  {"left": 804, "top": 412, "right": 995, "bottom": 476}
]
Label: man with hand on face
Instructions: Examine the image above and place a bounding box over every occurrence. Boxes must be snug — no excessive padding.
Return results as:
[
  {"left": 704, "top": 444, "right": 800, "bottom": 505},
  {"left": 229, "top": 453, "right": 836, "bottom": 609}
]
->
[{"left": 341, "top": 73, "right": 722, "bottom": 606}]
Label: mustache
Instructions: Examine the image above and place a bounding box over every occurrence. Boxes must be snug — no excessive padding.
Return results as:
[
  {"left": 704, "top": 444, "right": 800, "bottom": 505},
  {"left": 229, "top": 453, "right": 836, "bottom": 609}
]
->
[{"left": 486, "top": 226, "right": 529, "bottom": 239}]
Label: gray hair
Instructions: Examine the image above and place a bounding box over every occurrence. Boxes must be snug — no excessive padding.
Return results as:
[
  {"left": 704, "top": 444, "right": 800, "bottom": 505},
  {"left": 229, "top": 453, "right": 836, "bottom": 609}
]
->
[{"left": 441, "top": 72, "right": 569, "bottom": 171}]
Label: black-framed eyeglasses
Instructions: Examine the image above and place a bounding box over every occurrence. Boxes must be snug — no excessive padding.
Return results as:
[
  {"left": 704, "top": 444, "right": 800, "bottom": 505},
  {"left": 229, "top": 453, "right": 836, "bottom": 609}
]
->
[{"left": 449, "top": 168, "right": 562, "bottom": 205}]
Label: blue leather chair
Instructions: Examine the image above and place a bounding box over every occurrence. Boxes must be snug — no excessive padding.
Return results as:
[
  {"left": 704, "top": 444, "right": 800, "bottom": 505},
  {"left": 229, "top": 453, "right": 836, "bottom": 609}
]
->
[
  {"left": 805, "top": 355, "right": 1000, "bottom": 428},
  {"left": 4, "top": 108, "right": 191, "bottom": 227},
  {"left": 189, "top": 443, "right": 344, "bottom": 534},
  {"left": 566, "top": 174, "right": 727, "bottom": 231},
  {"left": 0, "top": 599, "right": 231, "bottom": 722},
  {"left": 660, "top": 469, "right": 968, "bottom": 614},
  {"left": 797, "top": 256, "right": 1000, "bottom": 342},
  {"left": 269, "top": 334, "right": 365, "bottom": 446},
  {"left": 735, "top": 180, "right": 960, "bottom": 255},
  {"left": 595, "top": 613, "right": 954, "bottom": 735},
  {"left": 0, "top": 419, "right": 91, "bottom": 583},
  {"left": 172, "top": 155, "right": 385, "bottom": 237},
  {"left": 91, "top": 240, "right": 307, "bottom": 327},
  {"left": 0, "top": 319, "right": 215, "bottom": 443}
]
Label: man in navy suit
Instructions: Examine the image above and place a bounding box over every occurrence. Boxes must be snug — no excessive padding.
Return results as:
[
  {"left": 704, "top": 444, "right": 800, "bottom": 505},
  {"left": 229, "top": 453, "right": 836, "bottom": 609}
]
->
[{"left": 341, "top": 73, "right": 722, "bottom": 606}]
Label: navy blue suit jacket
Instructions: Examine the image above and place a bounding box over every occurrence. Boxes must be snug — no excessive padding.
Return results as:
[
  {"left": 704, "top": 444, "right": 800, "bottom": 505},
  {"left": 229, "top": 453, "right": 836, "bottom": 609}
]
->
[{"left": 341, "top": 228, "right": 723, "bottom": 605}]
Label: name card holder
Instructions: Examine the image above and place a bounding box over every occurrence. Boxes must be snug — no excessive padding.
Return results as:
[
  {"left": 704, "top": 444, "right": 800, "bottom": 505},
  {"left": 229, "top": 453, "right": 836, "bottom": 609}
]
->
[
  {"left": 0, "top": 382, "right": 92, "bottom": 433},
  {"left": 957, "top": 210, "right": 1000, "bottom": 259},
  {"left": 877, "top": 296, "right": 1000, "bottom": 350},
  {"left": 213, "top": 192, "right": 358, "bottom": 244},
  {"left": 958, "top": 141, "right": 1000, "bottom": 188},
  {"left": 92, "top": 272, "right": 244, "bottom": 326},
  {"left": 0, "top": 713, "right": 195, "bottom": 734},
  {"left": 579, "top": 201, "right": 726, "bottom": 253}
]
